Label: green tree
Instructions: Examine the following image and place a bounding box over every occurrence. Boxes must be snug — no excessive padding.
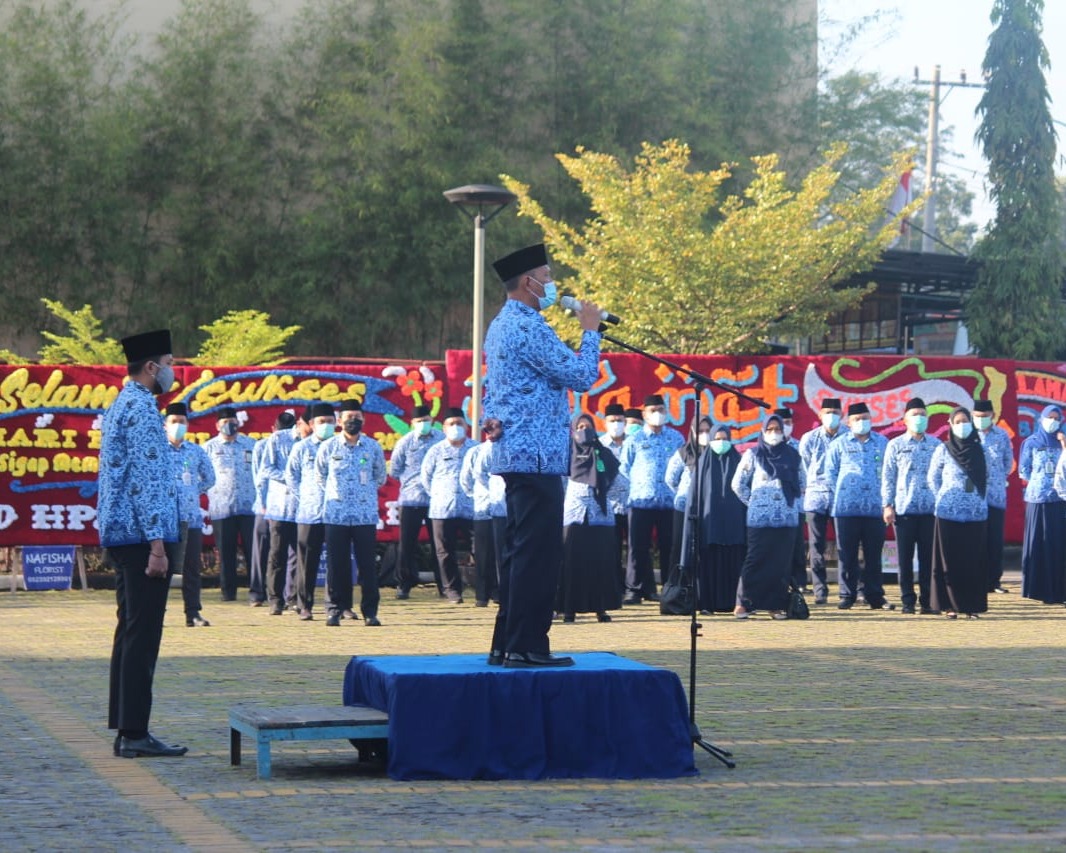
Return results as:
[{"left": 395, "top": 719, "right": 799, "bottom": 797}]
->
[
  {"left": 37, "top": 299, "right": 124, "bottom": 364},
  {"left": 503, "top": 140, "right": 914, "bottom": 354},
  {"left": 966, "top": 0, "right": 1064, "bottom": 359},
  {"left": 191, "top": 310, "right": 301, "bottom": 366}
]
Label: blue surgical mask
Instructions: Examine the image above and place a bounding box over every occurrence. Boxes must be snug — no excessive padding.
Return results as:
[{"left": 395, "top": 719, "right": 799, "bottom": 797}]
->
[
  {"left": 153, "top": 363, "right": 176, "bottom": 395},
  {"left": 974, "top": 415, "right": 993, "bottom": 431},
  {"left": 533, "top": 278, "right": 557, "bottom": 311},
  {"left": 445, "top": 424, "right": 466, "bottom": 442},
  {"left": 415, "top": 420, "right": 432, "bottom": 436},
  {"left": 951, "top": 422, "right": 974, "bottom": 440},
  {"left": 850, "top": 418, "right": 871, "bottom": 436},
  {"left": 821, "top": 412, "right": 841, "bottom": 430},
  {"left": 314, "top": 422, "right": 335, "bottom": 441},
  {"left": 625, "top": 423, "right": 641, "bottom": 437},
  {"left": 166, "top": 422, "right": 187, "bottom": 442},
  {"left": 1042, "top": 417, "right": 1060, "bottom": 434},
  {"left": 906, "top": 414, "right": 928, "bottom": 434},
  {"left": 710, "top": 439, "right": 731, "bottom": 455}
]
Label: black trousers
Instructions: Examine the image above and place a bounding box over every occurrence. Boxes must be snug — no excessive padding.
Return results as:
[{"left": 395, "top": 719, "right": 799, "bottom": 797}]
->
[
  {"left": 325, "top": 524, "right": 379, "bottom": 618},
  {"left": 397, "top": 505, "right": 439, "bottom": 593},
  {"left": 216, "top": 513, "right": 254, "bottom": 600},
  {"left": 182, "top": 526, "right": 205, "bottom": 617},
  {"left": 492, "top": 516, "right": 507, "bottom": 589},
  {"left": 986, "top": 505, "right": 1006, "bottom": 590},
  {"left": 626, "top": 507, "right": 673, "bottom": 598},
  {"left": 491, "top": 473, "right": 564, "bottom": 656},
  {"left": 835, "top": 515, "right": 887, "bottom": 606},
  {"left": 669, "top": 509, "right": 685, "bottom": 574},
  {"left": 791, "top": 517, "right": 807, "bottom": 589},
  {"left": 248, "top": 513, "right": 270, "bottom": 603},
  {"left": 432, "top": 517, "right": 472, "bottom": 599},
  {"left": 472, "top": 518, "right": 500, "bottom": 604},
  {"left": 806, "top": 511, "right": 832, "bottom": 599},
  {"left": 267, "top": 520, "right": 298, "bottom": 607},
  {"left": 613, "top": 513, "right": 628, "bottom": 592},
  {"left": 107, "top": 539, "right": 178, "bottom": 734},
  {"left": 296, "top": 522, "right": 326, "bottom": 612},
  {"left": 894, "top": 513, "right": 935, "bottom": 609}
]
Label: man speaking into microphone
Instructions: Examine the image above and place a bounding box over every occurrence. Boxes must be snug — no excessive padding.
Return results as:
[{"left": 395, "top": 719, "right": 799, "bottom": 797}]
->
[{"left": 482, "top": 243, "right": 603, "bottom": 668}]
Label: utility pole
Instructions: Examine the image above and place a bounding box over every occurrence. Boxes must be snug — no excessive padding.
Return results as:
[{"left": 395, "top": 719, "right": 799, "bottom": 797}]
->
[{"left": 913, "top": 65, "right": 985, "bottom": 253}]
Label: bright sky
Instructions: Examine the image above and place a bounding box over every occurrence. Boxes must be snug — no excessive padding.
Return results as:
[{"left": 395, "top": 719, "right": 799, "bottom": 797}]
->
[{"left": 820, "top": 0, "right": 1066, "bottom": 234}]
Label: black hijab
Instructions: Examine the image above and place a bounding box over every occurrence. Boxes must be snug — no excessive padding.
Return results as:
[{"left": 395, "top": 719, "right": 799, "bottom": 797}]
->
[
  {"left": 753, "top": 414, "right": 802, "bottom": 507},
  {"left": 679, "top": 415, "right": 714, "bottom": 468},
  {"left": 569, "top": 414, "right": 620, "bottom": 513},
  {"left": 946, "top": 406, "right": 986, "bottom": 497}
]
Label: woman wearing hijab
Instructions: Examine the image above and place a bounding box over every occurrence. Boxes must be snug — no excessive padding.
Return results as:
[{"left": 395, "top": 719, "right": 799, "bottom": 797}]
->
[
  {"left": 1020, "top": 405, "right": 1066, "bottom": 604},
  {"left": 558, "top": 413, "right": 627, "bottom": 622},
  {"left": 731, "top": 414, "right": 805, "bottom": 619},
  {"left": 682, "top": 423, "right": 747, "bottom": 613},
  {"left": 665, "top": 416, "right": 713, "bottom": 575},
  {"left": 928, "top": 407, "right": 995, "bottom": 618}
]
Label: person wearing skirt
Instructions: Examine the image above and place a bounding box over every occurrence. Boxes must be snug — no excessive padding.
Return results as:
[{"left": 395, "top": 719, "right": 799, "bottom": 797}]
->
[
  {"left": 731, "top": 414, "right": 805, "bottom": 619},
  {"left": 558, "top": 414, "right": 627, "bottom": 622},
  {"left": 1021, "top": 405, "right": 1066, "bottom": 604},
  {"left": 682, "top": 423, "right": 746, "bottom": 613},
  {"left": 928, "top": 407, "right": 994, "bottom": 619}
]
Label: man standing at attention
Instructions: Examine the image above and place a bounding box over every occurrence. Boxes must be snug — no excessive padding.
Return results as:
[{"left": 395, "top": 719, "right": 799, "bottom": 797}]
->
[
  {"left": 482, "top": 243, "right": 602, "bottom": 668},
  {"left": 799, "top": 397, "right": 843, "bottom": 605},
  {"left": 100, "top": 329, "right": 187, "bottom": 758},
  {"left": 205, "top": 407, "right": 257, "bottom": 602},
  {"left": 973, "top": 398, "right": 1013, "bottom": 594}
]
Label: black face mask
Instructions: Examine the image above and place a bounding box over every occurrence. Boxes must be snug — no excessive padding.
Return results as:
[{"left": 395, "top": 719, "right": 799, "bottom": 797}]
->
[
  {"left": 220, "top": 421, "right": 239, "bottom": 437},
  {"left": 575, "top": 427, "right": 595, "bottom": 445},
  {"left": 342, "top": 419, "right": 363, "bottom": 436}
]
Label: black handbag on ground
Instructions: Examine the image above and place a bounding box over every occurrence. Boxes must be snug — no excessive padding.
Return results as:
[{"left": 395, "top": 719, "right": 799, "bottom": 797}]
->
[
  {"left": 660, "top": 564, "right": 696, "bottom": 616},
  {"left": 786, "top": 584, "right": 810, "bottom": 620}
]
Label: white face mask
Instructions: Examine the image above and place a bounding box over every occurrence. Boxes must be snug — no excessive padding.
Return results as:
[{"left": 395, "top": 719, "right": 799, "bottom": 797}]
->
[
  {"left": 166, "top": 422, "right": 187, "bottom": 442},
  {"left": 607, "top": 421, "right": 626, "bottom": 439},
  {"left": 1042, "top": 417, "right": 1060, "bottom": 434},
  {"left": 851, "top": 418, "right": 871, "bottom": 436},
  {"left": 821, "top": 412, "right": 841, "bottom": 430},
  {"left": 645, "top": 411, "right": 666, "bottom": 428},
  {"left": 697, "top": 433, "right": 710, "bottom": 446},
  {"left": 951, "top": 422, "right": 974, "bottom": 440},
  {"left": 764, "top": 431, "right": 785, "bottom": 446},
  {"left": 783, "top": 423, "right": 793, "bottom": 439},
  {"left": 445, "top": 424, "right": 466, "bottom": 442}
]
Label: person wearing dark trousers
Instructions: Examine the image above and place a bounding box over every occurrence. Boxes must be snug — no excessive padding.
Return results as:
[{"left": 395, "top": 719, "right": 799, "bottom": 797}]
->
[
  {"left": 164, "top": 402, "right": 215, "bottom": 627},
  {"left": 315, "top": 399, "right": 386, "bottom": 627},
  {"left": 389, "top": 404, "right": 444, "bottom": 598},
  {"left": 99, "top": 328, "right": 187, "bottom": 758},
  {"left": 973, "top": 398, "right": 1013, "bottom": 594},
  {"left": 665, "top": 416, "right": 710, "bottom": 574},
  {"left": 460, "top": 437, "right": 504, "bottom": 606},
  {"left": 259, "top": 411, "right": 300, "bottom": 616},
  {"left": 824, "top": 401, "right": 894, "bottom": 611},
  {"left": 248, "top": 436, "right": 271, "bottom": 607},
  {"left": 774, "top": 407, "right": 809, "bottom": 592},
  {"left": 204, "top": 407, "right": 257, "bottom": 601},
  {"left": 482, "top": 243, "right": 602, "bottom": 668},
  {"left": 882, "top": 398, "right": 938, "bottom": 614},
  {"left": 285, "top": 403, "right": 336, "bottom": 620},
  {"left": 620, "top": 394, "right": 684, "bottom": 604},
  {"left": 421, "top": 408, "right": 478, "bottom": 603},
  {"left": 599, "top": 403, "right": 632, "bottom": 594},
  {"left": 798, "top": 397, "right": 843, "bottom": 604}
]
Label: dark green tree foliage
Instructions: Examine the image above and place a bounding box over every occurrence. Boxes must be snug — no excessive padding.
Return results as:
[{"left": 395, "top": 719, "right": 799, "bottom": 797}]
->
[{"left": 967, "top": 0, "right": 1064, "bottom": 359}]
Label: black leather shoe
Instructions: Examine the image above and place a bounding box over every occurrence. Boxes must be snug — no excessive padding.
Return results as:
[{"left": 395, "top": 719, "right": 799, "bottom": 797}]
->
[
  {"left": 186, "top": 615, "right": 210, "bottom": 627},
  {"left": 118, "top": 733, "right": 188, "bottom": 758},
  {"left": 645, "top": 593, "right": 661, "bottom": 603},
  {"left": 562, "top": 613, "right": 575, "bottom": 623},
  {"left": 113, "top": 735, "right": 120, "bottom": 756},
  {"left": 622, "top": 594, "right": 641, "bottom": 606},
  {"left": 269, "top": 604, "right": 284, "bottom": 616},
  {"left": 920, "top": 606, "right": 940, "bottom": 615},
  {"left": 325, "top": 614, "right": 341, "bottom": 627},
  {"left": 814, "top": 596, "right": 828, "bottom": 605},
  {"left": 992, "top": 587, "right": 1010, "bottom": 594},
  {"left": 364, "top": 616, "right": 381, "bottom": 627},
  {"left": 870, "top": 602, "right": 896, "bottom": 611},
  {"left": 503, "top": 652, "right": 575, "bottom": 668},
  {"left": 298, "top": 609, "right": 313, "bottom": 621},
  {"left": 837, "top": 599, "right": 854, "bottom": 610},
  {"left": 596, "top": 612, "right": 612, "bottom": 622},
  {"left": 486, "top": 649, "right": 505, "bottom": 666},
  {"left": 395, "top": 589, "right": 410, "bottom": 600},
  {"left": 341, "top": 609, "right": 358, "bottom": 620},
  {"left": 901, "top": 605, "right": 915, "bottom": 614}
]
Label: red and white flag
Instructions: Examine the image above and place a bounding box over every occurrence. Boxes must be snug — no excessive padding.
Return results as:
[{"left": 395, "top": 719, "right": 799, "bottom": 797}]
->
[{"left": 886, "top": 170, "right": 912, "bottom": 246}]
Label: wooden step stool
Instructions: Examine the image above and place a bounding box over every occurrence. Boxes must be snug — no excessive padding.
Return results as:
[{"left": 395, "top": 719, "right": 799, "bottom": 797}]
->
[{"left": 229, "top": 704, "right": 390, "bottom": 779}]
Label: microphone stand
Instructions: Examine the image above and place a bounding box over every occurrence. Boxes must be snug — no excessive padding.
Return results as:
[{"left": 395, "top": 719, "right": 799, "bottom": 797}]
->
[{"left": 599, "top": 328, "right": 768, "bottom": 770}]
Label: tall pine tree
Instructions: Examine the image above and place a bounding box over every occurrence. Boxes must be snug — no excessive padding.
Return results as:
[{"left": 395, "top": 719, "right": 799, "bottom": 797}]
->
[{"left": 966, "top": 0, "right": 1064, "bottom": 359}]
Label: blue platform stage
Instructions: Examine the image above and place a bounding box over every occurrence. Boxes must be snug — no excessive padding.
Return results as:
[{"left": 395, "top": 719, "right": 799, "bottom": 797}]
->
[{"left": 342, "top": 652, "right": 697, "bottom": 781}]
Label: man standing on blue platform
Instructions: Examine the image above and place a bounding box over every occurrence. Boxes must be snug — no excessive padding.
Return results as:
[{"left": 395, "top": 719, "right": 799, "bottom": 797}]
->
[
  {"left": 824, "top": 401, "right": 894, "bottom": 611},
  {"left": 315, "top": 399, "right": 386, "bottom": 627},
  {"left": 482, "top": 243, "right": 602, "bottom": 668},
  {"left": 100, "top": 328, "right": 187, "bottom": 758},
  {"left": 620, "top": 394, "right": 684, "bottom": 605}
]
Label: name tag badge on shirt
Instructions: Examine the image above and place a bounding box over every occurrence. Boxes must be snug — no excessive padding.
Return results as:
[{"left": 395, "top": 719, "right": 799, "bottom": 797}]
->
[
  {"left": 182, "top": 471, "right": 192, "bottom": 486},
  {"left": 360, "top": 468, "right": 369, "bottom": 485},
  {"left": 245, "top": 450, "right": 253, "bottom": 465}
]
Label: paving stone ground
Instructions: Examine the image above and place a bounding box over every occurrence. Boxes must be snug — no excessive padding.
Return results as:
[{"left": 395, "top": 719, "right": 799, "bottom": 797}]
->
[{"left": 1, "top": 571, "right": 1065, "bottom": 852}]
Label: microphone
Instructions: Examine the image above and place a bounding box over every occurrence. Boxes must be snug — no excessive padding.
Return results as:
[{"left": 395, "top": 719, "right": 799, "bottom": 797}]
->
[{"left": 559, "top": 295, "right": 621, "bottom": 325}]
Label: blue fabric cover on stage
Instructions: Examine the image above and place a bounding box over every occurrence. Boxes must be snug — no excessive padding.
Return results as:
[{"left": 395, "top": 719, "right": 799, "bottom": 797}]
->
[{"left": 342, "top": 652, "right": 697, "bottom": 780}]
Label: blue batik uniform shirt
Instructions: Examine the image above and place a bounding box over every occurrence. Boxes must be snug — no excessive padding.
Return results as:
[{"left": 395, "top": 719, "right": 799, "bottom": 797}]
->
[
  {"left": 1019, "top": 439, "right": 1062, "bottom": 503},
  {"left": 204, "top": 433, "right": 257, "bottom": 520},
  {"left": 171, "top": 440, "right": 215, "bottom": 529},
  {"left": 928, "top": 443, "right": 993, "bottom": 522},
  {"left": 460, "top": 440, "right": 507, "bottom": 520},
  {"left": 824, "top": 430, "right": 889, "bottom": 518},
  {"left": 979, "top": 426, "right": 1012, "bottom": 510},
  {"left": 421, "top": 437, "right": 479, "bottom": 520},
  {"left": 619, "top": 425, "right": 685, "bottom": 510},
  {"left": 563, "top": 470, "right": 630, "bottom": 527},
  {"left": 882, "top": 432, "right": 937, "bottom": 516},
  {"left": 250, "top": 438, "right": 269, "bottom": 516},
  {"left": 315, "top": 433, "right": 387, "bottom": 526},
  {"left": 665, "top": 450, "right": 694, "bottom": 512},
  {"left": 97, "top": 381, "right": 179, "bottom": 547},
  {"left": 799, "top": 425, "right": 844, "bottom": 513},
  {"left": 732, "top": 448, "right": 806, "bottom": 528},
  {"left": 259, "top": 429, "right": 299, "bottom": 522},
  {"left": 482, "top": 299, "right": 601, "bottom": 476},
  {"left": 286, "top": 435, "right": 329, "bottom": 525},
  {"left": 390, "top": 428, "right": 444, "bottom": 506}
]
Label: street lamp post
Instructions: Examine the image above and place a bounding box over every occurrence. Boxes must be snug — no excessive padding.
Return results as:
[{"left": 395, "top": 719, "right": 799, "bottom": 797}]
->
[{"left": 443, "top": 184, "right": 517, "bottom": 428}]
